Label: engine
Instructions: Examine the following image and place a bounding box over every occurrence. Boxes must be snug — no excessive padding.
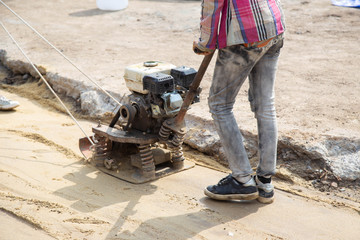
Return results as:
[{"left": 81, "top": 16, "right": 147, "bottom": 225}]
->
[{"left": 120, "top": 62, "right": 198, "bottom": 134}]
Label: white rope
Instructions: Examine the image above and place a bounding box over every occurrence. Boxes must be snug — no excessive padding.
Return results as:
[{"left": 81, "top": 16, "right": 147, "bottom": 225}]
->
[
  {"left": 0, "top": 0, "right": 122, "bottom": 106},
  {"left": 0, "top": 21, "right": 95, "bottom": 146}
]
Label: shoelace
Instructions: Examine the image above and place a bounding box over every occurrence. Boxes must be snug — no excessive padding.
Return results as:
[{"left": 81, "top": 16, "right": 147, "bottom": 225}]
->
[{"left": 217, "top": 175, "right": 233, "bottom": 186}]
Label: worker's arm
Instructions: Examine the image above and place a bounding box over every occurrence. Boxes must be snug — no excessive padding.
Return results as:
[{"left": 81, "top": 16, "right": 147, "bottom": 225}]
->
[{"left": 193, "top": 0, "right": 225, "bottom": 55}]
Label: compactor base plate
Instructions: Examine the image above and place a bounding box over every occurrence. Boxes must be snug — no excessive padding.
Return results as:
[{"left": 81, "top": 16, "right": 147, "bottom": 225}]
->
[
  {"left": 93, "top": 159, "right": 195, "bottom": 184},
  {"left": 79, "top": 131, "right": 195, "bottom": 184}
]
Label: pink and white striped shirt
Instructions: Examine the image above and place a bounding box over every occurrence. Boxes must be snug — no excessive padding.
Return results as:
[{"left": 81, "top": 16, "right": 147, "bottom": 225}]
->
[{"left": 198, "top": 0, "right": 285, "bottom": 50}]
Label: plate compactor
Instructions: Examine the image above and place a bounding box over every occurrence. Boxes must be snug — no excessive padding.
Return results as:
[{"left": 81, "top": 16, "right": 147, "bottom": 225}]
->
[{"left": 79, "top": 54, "right": 214, "bottom": 183}]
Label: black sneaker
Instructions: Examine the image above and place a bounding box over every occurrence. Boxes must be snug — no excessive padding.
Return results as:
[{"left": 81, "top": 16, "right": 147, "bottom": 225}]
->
[
  {"left": 255, "top": 175, "right": 274, "bottom": 204},
  {"left": 204, "top": 175, "right": 258, "bottom": 201}
]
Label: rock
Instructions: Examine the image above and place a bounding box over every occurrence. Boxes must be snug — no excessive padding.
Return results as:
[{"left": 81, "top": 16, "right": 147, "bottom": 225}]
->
[
  {"left": 1, "top": 57, "right": 46, "bottom": 79},
  {"left": 184, "top": 114, "right": 258, "bottom": 167},
  {"left": 331, "top": 182, "right": 338, "bottom": 188},
  {"left": 80, "top": 90, "right": 118, "bottom": 117},
  {"left": 0, "top": 50, "right": 124, "bottom": 118},
  {"left": 312, "top": 180, "right": 319, "bottom": 185},
  {"left": 327, "top": 151, "right": 360, "bottom": 181},
  {"left": 1, "top": 49, "right": 359, "bottom": 182},
  {"left": 46, "top": 72, "right": 86, "bottom": 99},
  {"left": 321, "top": 180, "right": 331, "bottom": 185},
  {"left": 279, "top": 133, "right": 360, "bottom": 181},
  {"left": 185, "top": 118, "right": 360, "bottom": 182}
]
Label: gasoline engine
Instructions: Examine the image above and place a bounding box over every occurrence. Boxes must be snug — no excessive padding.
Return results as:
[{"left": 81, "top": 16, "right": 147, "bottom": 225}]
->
[{"left": 80, "top": 61, "right": 199, "bottom": 183}]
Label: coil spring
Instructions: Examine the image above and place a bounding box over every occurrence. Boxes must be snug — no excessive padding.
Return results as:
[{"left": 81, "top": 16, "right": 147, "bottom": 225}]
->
[
  {"left": 159, "top": 123, "right": 172, "bottom": 141},
  {"left": 93, "top": 135, "right": 110, "bottom": 163},
  {"left": 138, "top": 144, "right": 155, "bottom": 172},
  {"left": 169, "top": 133, "right": 185, "bottom": 164}
]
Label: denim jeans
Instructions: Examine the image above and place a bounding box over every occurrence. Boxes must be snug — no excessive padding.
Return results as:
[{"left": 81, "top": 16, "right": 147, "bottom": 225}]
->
[{"left": 208, "top": 34, "right": 284, "bottom": 183}]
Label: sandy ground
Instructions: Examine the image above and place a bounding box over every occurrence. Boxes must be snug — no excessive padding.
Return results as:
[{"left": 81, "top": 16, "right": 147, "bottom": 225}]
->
[
  {"left": 1, "top": 90, "right": 360, "bottom": 240},
  {"left": 1, "top": 0, "right": 360, "bottom": 239},
  {"left": 0, "top": 0, "right": 359, "bottom": 137}
]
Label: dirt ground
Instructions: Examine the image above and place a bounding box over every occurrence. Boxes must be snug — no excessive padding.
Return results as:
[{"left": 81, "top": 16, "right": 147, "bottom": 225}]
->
[
  {"left": 0, "top": 0, "right": 359, "bottom": 137},
  {"left": 1, "top": 88, "right": 359, "bottom": 240},
  {"left": 1, "top": 0, "right": 360, "bottom": 239}
]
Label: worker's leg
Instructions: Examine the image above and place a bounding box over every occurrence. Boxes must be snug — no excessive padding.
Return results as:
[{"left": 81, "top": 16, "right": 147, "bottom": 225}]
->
[
  {"left": 205, "top": 36, "right": 284, "bottom": 201},
  {"left": 208, "top": 45, "right": 263, "bottom": 183},
  {"left": 248, "top": 38, "right": 284, "bottom": 177},
  {"left": 205, "top": 45, "right": 267, "bottom": 201}
]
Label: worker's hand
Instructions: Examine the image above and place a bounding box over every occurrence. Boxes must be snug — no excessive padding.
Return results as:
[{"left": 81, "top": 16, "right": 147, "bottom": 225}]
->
[{"left": 193, "top": 41, "right": 213, "bottom": 56}]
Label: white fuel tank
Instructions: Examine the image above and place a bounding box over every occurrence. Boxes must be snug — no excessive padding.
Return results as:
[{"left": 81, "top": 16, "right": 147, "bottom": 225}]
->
[{"left": 124, "top": 61, "right": 176, "bottom": 94}]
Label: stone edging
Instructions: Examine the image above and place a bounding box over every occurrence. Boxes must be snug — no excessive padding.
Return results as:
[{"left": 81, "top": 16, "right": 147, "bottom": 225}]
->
[{"left": 1, "top": 49, "right": 359, "bottom": 182}]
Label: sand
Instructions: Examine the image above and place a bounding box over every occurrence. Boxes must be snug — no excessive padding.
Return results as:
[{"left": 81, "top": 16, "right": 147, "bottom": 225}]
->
[
  {"left": 0, "top": 89, "right": 359, "bottom": 239},
  {"left": 1, "top": 0, "right": 360, "bottom": 239}
]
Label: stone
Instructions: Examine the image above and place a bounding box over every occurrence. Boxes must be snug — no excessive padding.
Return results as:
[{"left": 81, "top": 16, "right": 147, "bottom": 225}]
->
[
  {"left": 279, "top": 133, "right": 360, "bottom": 181},
  {"left": 80, "top": 90, "right": 121, "bottom": 117},
  {"left": 1, "top": 50, "right": 359, "bottom": 182}
]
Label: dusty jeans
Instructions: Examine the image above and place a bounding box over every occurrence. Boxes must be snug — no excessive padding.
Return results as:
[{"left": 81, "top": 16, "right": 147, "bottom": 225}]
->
[{"left": 208, "top": 34, "right": 284, "bottom": 183}]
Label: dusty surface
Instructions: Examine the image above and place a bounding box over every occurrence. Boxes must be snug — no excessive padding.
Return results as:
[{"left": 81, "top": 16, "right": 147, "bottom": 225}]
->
[
  {"left": 1, "top": 0, "right": 360, "bottom": 239},
  {"left": 1, "top": 90, "right": 360, "bottom": 240},
  {"left": 0, "top": 0, "right": 359, "bottom": 137}
]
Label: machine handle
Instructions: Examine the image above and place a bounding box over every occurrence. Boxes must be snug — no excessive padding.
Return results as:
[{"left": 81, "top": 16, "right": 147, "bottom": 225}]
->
[{"left": 174, "top": 52, "right": 215, "bottom": 125}]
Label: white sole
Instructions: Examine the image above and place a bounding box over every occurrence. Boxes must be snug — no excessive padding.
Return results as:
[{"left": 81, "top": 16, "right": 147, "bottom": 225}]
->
[
  {"left": 257, "top": 196, "right": 274, "bottom": 204},
  {"left": 0, "top": 103, "right": 19, "bottom": 110},
  {"left": 204, "top": 188, "right": 259, "bottom": 201}
]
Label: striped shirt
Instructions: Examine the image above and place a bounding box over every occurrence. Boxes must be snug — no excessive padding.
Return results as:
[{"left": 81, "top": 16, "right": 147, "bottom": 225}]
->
[{"left": 198, "top": 0, "right": 285, "bottom": 50}]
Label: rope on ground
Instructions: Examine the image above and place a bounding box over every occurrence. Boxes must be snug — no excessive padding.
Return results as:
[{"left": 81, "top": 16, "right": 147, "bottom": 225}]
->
[
  {"left": 0, "top": 0, "right": 122, "bottom": 107},
  {"left": 0, "top": 21, "right": 95, "bottom": 147}
]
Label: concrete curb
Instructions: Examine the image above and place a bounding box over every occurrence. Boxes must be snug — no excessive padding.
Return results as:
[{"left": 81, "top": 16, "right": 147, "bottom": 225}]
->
[{"left": 1, "top": 49, "right": 359, "bottom": 182}]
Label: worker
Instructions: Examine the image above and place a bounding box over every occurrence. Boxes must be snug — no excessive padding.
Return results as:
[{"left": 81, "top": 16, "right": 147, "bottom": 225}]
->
[
  {"left": 0, "top": 94, "right": 20, "bottom": 110},
  {"left": 193, "top": 0, "right": 285, "bottom": 203}
]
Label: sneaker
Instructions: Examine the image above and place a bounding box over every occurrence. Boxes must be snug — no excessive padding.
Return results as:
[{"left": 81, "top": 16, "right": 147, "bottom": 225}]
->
[
  {"left": 204, "top": 174, "right": 258, "bottom": 201},
  {"left": 255, "top": 175, "right": 274, "bottom": 204},
  {"left": 0, "top": 96, "right": 20, "bottom": 110}
]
